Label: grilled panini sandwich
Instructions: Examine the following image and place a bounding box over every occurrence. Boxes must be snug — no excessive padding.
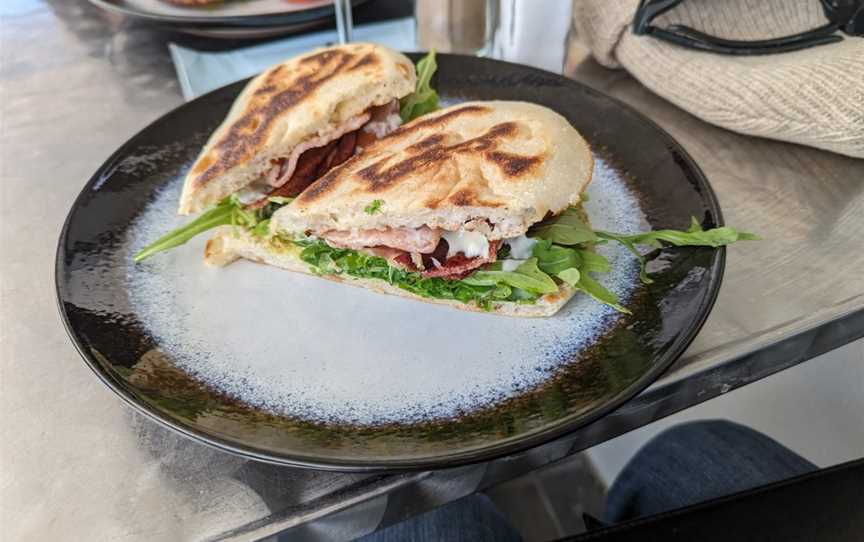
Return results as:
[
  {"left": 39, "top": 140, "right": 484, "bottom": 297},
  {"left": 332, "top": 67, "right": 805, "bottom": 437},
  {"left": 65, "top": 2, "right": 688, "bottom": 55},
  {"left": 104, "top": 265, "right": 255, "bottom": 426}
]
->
[{"left": 204, "top": 101, "right": 595, "bottom": 317}]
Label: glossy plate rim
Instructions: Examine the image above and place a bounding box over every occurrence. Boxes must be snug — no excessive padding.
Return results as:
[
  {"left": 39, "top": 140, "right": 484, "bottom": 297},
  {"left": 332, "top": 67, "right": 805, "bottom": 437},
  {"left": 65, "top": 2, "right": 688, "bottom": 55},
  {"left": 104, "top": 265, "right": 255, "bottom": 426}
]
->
[
  {"left": 87, "top": 0, "right": 365, "bottom": 27},
  {"left": 56, "top": 54, "right": 725, "bottom": 471}
]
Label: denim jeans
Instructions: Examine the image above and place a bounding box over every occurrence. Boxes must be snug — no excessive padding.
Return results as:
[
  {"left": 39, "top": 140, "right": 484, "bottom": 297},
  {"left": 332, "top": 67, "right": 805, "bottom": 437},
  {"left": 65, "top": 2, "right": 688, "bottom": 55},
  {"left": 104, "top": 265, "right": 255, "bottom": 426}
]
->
[{"left": 356, "top": 420, "right": 817, "bottom": 542}]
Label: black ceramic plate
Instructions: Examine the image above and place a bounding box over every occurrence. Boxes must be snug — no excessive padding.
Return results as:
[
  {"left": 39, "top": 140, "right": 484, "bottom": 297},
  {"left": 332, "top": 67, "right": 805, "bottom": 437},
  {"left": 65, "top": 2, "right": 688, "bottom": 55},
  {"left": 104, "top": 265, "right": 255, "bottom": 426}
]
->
[
  {"left": 88, "top": 0, "right": 365, "bottom": 28},
  {"left": 57, "top": 54, "right": 724, "bottom": 471}
]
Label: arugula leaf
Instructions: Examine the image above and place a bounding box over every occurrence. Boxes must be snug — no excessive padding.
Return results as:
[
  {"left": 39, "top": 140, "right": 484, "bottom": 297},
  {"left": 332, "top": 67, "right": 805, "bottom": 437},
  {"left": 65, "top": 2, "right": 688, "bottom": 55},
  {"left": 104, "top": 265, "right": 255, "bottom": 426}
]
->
[
  {"left": 540, "top": 253, "right": 629, "bottom": 313},
  {"left": 134, "top": 197, "right": 243, "bottom": 262},
  {"left": 231, "top": 202, "right": 258, "bottom": 229},
  {"left": 528, "top": 207, "right": 598, "bottom": 245},
  {"left": 555, "top": 267, "right": 631, "bottom": 314},
  {"left": 530, "top": 208, "right": 756, "bottom": 285},
  {"left": 557, "top": 268, "right": 581, "bottom": 285},
  {"left": 509, "top": 288, "right": 540, "bottom": 303},
  {"left": 462, "top": 258, "right": 558, "bottom": 295},
  {"left": 575, "top": 249, "right": 611, "bottom": 273},
  {"left": 597, "top": 217, "right": 759, "bottom": 250},
  {"left": 531, "top": 239, "right": 581, "bottom": 275},
  {"left": 596, "top": 217, "right": 758, "bottom": 284},
  {"left": 598, "top": 233, "right": 653, "bottom": 284},
  {"left": 574, "top": 274, "right": 631, "bottom": 315},
  {"left": 134, "top": 194, "right": 296, "bottom": 262},
  {"left": 364, "top": 199, "right": 383, "bottom": 215},
  {"left": 250, "top": 218, "right": 271, "bottom": 238},
  {"left": 400, "top": 51, "right": 439, "bottom": 123}
]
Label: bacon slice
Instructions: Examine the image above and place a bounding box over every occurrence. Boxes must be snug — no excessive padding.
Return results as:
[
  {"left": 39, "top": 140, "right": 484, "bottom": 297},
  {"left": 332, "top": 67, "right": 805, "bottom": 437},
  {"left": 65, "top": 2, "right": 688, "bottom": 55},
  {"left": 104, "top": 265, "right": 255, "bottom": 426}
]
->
[
  {"left": 383, "top": 239, "right": 500, "bottom": 280},
  {"left": 323, "top": 226, "right": 442, "bottom": 254},
  {"left": 249, "top": 131, "right": 359, "bottom": 207},
  {"left": 392, "top": 252, "right": 415, "bottom": 271},
  {"left": 415, "top": 238, "right": 449, "bottom": 270},
  {"left": 245, "top": 101, "right": 402, "bottom": 209},
  {"left": 420, "top": 240, "right": 500, "bottom": 279},
  {"left": 272, "top": 139, "right": 340, "bottom": 198},
  {"left": 330, "top": 130, "right": 357, "bottom": 169},
  {"left": 265, "top": 100, "right": 400, "bottom": 188},
  {"left": 266, "top": 111, "right": 371, "bottom": 189}
]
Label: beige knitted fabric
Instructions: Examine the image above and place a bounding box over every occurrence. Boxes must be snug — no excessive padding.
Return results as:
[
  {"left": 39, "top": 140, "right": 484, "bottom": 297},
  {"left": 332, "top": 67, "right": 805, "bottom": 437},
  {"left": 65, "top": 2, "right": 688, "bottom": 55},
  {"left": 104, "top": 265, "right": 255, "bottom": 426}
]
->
[{"left": 572, "top": 0, "right": 864, "bottom": 158}]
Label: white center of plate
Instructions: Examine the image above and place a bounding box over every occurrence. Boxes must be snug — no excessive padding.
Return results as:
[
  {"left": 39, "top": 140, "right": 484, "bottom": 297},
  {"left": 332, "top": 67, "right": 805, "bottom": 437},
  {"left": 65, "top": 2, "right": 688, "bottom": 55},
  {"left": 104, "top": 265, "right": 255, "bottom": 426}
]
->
[{"left": 125, "top": 157, "right": 644, "bottom": 425}]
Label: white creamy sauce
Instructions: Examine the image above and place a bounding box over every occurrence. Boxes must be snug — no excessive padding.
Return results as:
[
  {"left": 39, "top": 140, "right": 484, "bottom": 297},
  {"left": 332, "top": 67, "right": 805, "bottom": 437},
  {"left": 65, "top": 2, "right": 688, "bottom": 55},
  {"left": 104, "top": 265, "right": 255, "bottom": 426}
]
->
[
  {"left": 363, "top": 113, "right": 403, "bottom": 139},
  {"left": 500, "top": 259, "right": 525, "bottom": 271},
  {"left": 504, "top": 235, "right": 537, "bottom": 259},
  {"left": 442, "top": 229, "right": 489, "bottom": 258},
  {"left": 234, "top": 181, "right": 272, "bottom": 205}
]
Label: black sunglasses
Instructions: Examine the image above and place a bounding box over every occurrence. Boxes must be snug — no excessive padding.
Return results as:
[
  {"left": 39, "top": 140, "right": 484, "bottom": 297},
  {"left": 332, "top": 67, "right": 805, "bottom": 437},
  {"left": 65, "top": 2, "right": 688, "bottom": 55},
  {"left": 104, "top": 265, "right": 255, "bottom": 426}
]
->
[{"left": 633, "top": 0, "right": 864, "bottom": 55}]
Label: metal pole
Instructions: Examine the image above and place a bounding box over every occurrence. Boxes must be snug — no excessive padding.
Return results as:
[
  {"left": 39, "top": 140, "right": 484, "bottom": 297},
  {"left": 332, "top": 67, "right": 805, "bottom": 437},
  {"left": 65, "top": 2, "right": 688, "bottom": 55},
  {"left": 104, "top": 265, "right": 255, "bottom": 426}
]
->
[{"left": 334, "top": 0, "right": 353, "bottom": 44}]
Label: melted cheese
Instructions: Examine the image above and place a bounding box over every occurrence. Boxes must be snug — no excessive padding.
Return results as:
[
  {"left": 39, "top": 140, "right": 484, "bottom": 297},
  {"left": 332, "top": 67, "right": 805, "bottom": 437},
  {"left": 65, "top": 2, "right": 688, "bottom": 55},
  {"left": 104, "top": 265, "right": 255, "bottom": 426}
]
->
[
  {"left": 442, "top": 229, "right": 489, "bottom": 259},
  {"left": 362, "top": 113, "right": 402, "bottom": 139},
  {"left": 234, "top": 179, "right": 272, "bottom": 204},
  {"left": 505, "top": 235, "right": 537, "bottom": 259}
]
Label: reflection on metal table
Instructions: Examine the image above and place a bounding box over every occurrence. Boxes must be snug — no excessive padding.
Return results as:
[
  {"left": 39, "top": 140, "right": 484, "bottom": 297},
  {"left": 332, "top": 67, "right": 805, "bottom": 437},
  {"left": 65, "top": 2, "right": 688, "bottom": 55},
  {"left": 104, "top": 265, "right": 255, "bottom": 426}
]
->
[{"left": 1, "top": 1, "right": 862, "bottom": 540}]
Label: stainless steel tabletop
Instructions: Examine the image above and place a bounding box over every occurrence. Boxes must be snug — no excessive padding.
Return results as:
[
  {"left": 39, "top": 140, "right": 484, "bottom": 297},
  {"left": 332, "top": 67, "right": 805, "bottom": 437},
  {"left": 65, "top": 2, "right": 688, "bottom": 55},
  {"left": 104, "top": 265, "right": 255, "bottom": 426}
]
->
[{"left": 2, "top": 1, "right": 862, "bottom": 540}]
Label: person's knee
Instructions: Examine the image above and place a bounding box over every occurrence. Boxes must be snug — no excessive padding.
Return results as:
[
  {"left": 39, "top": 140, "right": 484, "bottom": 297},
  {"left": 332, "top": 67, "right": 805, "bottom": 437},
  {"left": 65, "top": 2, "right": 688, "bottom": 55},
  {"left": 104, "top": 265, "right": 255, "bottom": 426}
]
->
[
  {"left": 633, "top": 419, "right": 764, "bottom": 460},
  {"left": 617, "top": 420, "right": 728, "bottom": 469},
  {"left": 648, "top": 419, "right": 747, "bottom": 446},
  {"left": 607, "top": 419, "right": 816, "bottom": 523}
]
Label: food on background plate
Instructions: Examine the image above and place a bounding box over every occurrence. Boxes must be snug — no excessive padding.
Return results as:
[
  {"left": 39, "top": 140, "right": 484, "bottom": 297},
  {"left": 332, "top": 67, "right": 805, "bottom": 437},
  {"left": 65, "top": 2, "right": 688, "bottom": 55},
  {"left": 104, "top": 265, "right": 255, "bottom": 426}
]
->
[
  {"left": 162, "top": 0, "right": 324, "bottom": 5},
  {"left": 136, "top": 48, "right": 756, "bottom": 316},
  {"left": 161, "top": 0, "right": 222, "bottom": 5}
]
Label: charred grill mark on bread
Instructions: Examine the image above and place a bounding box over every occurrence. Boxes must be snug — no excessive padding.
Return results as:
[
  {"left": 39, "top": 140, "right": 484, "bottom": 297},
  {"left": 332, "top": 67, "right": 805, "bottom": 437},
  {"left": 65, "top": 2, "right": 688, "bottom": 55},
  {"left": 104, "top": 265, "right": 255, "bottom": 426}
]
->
[
  {"left": 349, "top": 53, "right": 377, "bottom": 71},
  {"left": 298, "top": 116, "right": 546, "bottom": 203},
  {"left": 486, "top": 151, "right": 545, "bottom": 177},
  {"left": 407, "top": 134, "right": 447, "bottom": 152},
  {"left": 190, "top": 49, "right": 382, "bottom": 189},
  {"left": 447, "top": 189, "right": 503, "bottom": 207}
]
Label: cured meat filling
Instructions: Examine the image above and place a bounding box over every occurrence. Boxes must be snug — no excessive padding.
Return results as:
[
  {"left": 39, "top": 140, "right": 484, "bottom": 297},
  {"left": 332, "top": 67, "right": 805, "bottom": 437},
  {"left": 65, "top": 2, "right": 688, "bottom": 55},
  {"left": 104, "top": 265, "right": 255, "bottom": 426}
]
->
[
  {"left": 321, "top": 227, "right": 500, "bottom": 281},
  {"left": 243, "top": 100, "right": 401, "bottom": 209}
]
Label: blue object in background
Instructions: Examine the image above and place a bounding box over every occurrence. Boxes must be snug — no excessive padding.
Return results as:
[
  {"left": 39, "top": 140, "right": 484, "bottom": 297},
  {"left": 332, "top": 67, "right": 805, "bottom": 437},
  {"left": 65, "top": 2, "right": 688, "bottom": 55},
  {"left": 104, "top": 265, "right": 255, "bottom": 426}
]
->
[{"left": 169, "top": 17, "right": 416, "bottom": 101}]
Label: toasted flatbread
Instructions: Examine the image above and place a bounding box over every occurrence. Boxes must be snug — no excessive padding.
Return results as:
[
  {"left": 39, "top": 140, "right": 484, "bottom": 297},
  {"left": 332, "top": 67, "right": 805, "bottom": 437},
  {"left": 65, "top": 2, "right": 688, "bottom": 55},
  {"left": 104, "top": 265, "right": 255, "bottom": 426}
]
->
[
  {"left": 178, "top": 43, "right": 416, "bottom": 215},
  {"left": 203, "top": 228, "right": 577, "bottom": 317},
  {"left": 271, "top": 101, "right": 593, "bottom": 239}
]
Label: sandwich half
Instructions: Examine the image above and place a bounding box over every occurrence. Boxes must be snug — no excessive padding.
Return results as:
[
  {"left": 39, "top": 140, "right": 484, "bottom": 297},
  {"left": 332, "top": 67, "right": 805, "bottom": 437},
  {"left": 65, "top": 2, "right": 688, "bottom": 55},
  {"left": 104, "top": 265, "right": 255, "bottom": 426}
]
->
[
  {"left": 134, "top": 43, "right": 420, "bottom": 263},
  {"left": 178, "top": 42, "right": 416, "bottom": 215},
  {"left": 204, "top": 100, "right": 595, "bottom": 317}
]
